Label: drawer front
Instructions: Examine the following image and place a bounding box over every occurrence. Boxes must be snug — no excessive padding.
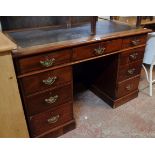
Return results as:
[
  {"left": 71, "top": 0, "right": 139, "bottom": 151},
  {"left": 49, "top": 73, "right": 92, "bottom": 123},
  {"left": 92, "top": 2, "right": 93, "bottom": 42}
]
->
[
  {"left": 29, "top": 102, "right": 73, "bottom": 137},
  {"left": 26, "top": 84, "right": 73, "bottom": 116},
  {"left": 116, "top": 76, "right": 140, "bottom": 98},
  {"left": 72, "top": 42, "right": 100, "bottom": 61},
  {"left": 122, "top": 34, "right": 147, "bottom": 49},
  {"left": 119, "top": 47, "right": 145, "bottom": 66},
  {"left": 16, "top": 49, "right": 72, "bottom": 75},
  {"left": 118, "top": 60, "right": 142, "bottom": 82},
  {"left": 21, "top": 66, "right": 72, "bottom": 95},
  {"left": 72, "top": 39, "right": 122, "bottom": 61},
  {"left": 100, "top": 39, "right": 122, "bottom": 54}
]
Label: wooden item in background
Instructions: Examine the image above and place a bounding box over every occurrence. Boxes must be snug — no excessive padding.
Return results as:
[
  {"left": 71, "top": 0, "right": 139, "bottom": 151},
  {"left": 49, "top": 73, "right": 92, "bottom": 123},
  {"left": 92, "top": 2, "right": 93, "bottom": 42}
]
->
[{"left": 0, "top": 32, "right": 29, "bottom": 137}]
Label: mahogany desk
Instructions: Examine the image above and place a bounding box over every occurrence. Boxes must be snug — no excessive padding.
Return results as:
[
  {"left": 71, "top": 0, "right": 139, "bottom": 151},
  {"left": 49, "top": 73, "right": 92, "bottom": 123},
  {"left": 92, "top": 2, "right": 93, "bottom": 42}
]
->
[{"left": 5, "top": 20, "right": 151, "bottom": 137}]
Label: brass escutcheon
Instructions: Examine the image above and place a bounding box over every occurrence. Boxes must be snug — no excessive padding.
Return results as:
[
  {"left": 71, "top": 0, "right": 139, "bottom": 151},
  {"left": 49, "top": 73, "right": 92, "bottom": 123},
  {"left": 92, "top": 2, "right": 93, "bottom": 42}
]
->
[
  {"left": 42, "top": 76, "right": 57, "bottom": 85},
  {"left": 40, "top": 57, "right": 55, "bottom": 67},
  {"left": 45, "top": 95, "right": 59, "bottom": 104},
  {"left": 47, "top": 114, "right": 60, "bottom": 124}
]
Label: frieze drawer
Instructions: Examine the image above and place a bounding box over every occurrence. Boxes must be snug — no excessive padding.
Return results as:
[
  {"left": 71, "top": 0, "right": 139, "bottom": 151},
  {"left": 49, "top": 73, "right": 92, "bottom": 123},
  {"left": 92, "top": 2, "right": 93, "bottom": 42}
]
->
[
  {"left": 15, "top": 49, "right": 72, "bottom": 75},
  {"left": 72, "top": 39, "right": 122, "bottom": 61},
  {"left": 122, "top": 34, "right": 147, "bottom": 49}
]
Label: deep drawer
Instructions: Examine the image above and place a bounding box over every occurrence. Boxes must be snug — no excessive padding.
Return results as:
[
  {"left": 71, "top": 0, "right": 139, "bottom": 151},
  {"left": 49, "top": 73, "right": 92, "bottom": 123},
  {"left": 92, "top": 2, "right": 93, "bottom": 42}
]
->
[
  {"left": 21, "top": 66, "right": 72, "bottom": 95},
  {"left": 15, "top": 49, "right": 72, "bottom": 75},
  {"left": 29, "top": 102, "right": 73, "bottom": 137},
  {"left": 122, "top": 34, "right": 147, "bottom": 49},
  {"left": 119, "top": 47, "right": 145, "bottom": 66},
  {"left": 25, "top": 84, "right": 73, "bottom": 116},
  {"left": 72, "top": 39, "right": 122, "bottom": 61},
  {"left": 118, "top": 60, "right": 142, "bottom": 82},
  {"left": 116, "top": 76, "right": 140, "bottom": 98}
]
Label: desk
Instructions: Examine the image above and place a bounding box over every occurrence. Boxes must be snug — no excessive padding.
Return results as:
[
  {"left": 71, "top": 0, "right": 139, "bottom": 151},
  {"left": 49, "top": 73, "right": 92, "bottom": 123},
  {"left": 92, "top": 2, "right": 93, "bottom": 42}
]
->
[{"left": 5, "top": 20, "right": 151, "bottom": 137}]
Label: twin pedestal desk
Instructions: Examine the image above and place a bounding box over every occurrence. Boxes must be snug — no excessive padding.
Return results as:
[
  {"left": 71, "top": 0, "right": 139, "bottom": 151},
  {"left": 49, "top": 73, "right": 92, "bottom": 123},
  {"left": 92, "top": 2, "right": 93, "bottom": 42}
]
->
[{"left": 5, "top": 21, "right": 151, "bottom": 137}]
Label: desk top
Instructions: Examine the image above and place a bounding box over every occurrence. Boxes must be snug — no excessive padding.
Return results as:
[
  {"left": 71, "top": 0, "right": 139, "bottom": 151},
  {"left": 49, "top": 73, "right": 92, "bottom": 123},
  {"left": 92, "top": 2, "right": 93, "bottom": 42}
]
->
[
  {"left": 4, "top": 20, "right": 151, "bottom": 57},
  {"left": 6, "top": 20, "right": 133, "bottom": 48}
]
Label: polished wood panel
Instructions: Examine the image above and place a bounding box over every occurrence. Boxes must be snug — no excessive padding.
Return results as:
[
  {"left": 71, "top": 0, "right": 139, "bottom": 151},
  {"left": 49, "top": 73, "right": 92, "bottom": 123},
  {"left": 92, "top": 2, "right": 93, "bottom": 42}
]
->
[
  {"left": 15, "top": 49, "right": 72, "bottom": 75},
  {"left": 116, "top": 76, "right": 140, "bottom": 98},
  {"left": 72, "top": 42, "right": 100, "bottom": 61},
  {"left": 90, "top": 85, "right": 139, "bottom": 108},
  {"left": 114, "top": 90, "right": 139, "bottom": 108},
  {"left": 72, "top": 39, "right": 122, "bottom": 61},
  {"left": 21, "top": 66, "right": 72, "bottom": 95},
  {"left": 119, "top": 47, "right": 145, "bottom": 66},
  {"left": 40, "top": 120, "right": 76, "bottom": 138},
  {"left": 100, "top": 39, "right": 122, "bottom": 53},
  {"left": 122, "top": 34, "right": 147, "bottom": 49},
  {"left": 25, "top": 84, "right": 73, "bottom": 115},
  {"left": 118, "top": 60, "right": 142, "bottom": 82},
  {"left": 29, "top": 102, "right": 73, "bottom": 137}
]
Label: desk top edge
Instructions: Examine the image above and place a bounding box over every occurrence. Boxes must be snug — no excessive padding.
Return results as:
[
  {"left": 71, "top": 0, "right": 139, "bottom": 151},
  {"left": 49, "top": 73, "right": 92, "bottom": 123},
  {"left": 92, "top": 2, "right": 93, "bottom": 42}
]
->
[{"left": 3, "top": 21, "right": 151, "bottom": 58}]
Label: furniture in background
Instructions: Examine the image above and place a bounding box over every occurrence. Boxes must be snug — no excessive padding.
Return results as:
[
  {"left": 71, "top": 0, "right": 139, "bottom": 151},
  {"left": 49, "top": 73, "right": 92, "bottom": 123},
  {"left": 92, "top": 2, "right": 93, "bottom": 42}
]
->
[
  {"left": 1, "top": 16, "right": 151, "bottom": 137},
  {"left": 143, "top": 32, "right": 155, "bottom": 96},
  {"left": 110, "top": 16, "right": 120, "bottom": 20},
  {"left": 136, "top": 16, "right": 154, "bottom": 27},
  {"left": 0, "top": 16, "right": 98, "bottom": 34},
  {"left": 110, "top": 16, "right": 154, "bottom": 29},
  {"left": 0, "top": 32, "right": 29, "bottom": 137}
]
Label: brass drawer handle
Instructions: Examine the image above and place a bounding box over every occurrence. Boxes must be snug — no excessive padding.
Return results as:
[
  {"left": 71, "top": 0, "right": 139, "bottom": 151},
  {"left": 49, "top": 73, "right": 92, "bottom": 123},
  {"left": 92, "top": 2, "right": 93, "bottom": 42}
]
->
[
  {"left": 131, "top": 40, "right": 140, "bottom": 46},
  {"left": 94, "top": 47, "right": 105, "bottom": 55},
  {"left": 127, "top": 68, "right": 136, "bottom": 75},
  {"left": 47, "top": 114, "right": 60, "bottom": 124},
  {"left": 40, "top": 58, "right": 55, "bottom": 67},
  {"left": 129, "top": 53, "right": 138, "bottom": 60},
  {"left": 42, "top": 76, "right": 57, "bottom": 85},
  {"left": 45, "top": 95, "right": 59, "bottom": 104},
  {"left": 126, "top": 85, "right": 132, "bottom": 91}
]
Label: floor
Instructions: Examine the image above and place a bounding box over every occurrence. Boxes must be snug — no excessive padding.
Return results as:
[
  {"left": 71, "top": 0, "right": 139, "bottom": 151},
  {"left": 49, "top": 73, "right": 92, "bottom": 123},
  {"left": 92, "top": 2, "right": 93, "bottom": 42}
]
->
[{"left": 61, "top": 67, "right": 155, "bottom": 138}]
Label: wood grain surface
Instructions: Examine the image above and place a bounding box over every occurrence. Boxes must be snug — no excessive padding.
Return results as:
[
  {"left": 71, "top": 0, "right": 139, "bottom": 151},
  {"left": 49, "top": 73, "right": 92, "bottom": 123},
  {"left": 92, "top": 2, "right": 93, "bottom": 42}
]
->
[
  {"left": 0, "top": 32, "right": 16, "bottom": 52},
  {"left": 0, "top": 34, "right": 28, "bottom": 137}
]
